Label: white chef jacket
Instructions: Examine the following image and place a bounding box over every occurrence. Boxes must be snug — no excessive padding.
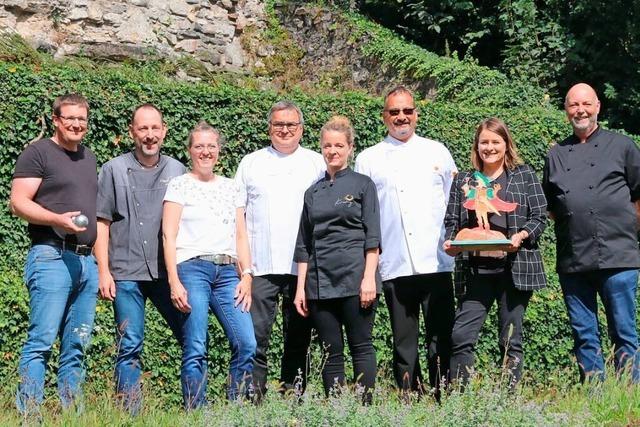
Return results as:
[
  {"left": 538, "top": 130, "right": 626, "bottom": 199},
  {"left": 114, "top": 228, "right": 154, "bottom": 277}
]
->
[
  {"left": 235, "top": 145, "right": 326, "bottom": 276},
  {"left": 355, "top": 133, "right": 457, "bottom": 281}
]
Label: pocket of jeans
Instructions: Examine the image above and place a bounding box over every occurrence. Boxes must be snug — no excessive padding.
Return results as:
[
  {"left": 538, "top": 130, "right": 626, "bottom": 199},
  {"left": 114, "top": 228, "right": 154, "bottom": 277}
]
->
[
  {"left": 32, "top": 245, "right": 63, "bottom": 262},
  {"left": 25, "top": 246, "right": 63, "bottom": 292}
]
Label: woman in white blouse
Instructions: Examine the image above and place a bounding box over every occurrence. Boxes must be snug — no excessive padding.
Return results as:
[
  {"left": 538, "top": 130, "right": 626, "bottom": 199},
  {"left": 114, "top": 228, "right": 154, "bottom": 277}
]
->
[{"left": 162, "top": 121, "right": 256, "bottom": 409}]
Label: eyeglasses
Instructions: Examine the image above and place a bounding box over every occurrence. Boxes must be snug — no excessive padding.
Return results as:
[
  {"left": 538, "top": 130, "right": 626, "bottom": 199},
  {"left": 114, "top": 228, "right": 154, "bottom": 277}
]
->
[
  {"left": 384, "top": 108, "right": 416, "bottom": 116},
  {"left": 191, "top": 144, "right": 218, "bottom": 153},
  {"left": 270, "top": 121, "right": 301, "bottom": 132},
  {"left": 56, "top": 115, "right": 88, "bottom": 125}
]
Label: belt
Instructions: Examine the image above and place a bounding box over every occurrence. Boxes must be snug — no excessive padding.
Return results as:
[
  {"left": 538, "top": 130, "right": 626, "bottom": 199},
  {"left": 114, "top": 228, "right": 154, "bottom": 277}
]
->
[
  {"left": 195, "top": 254, "right": 237, "bottom": 265},
  {"left": 33, "top": 239, "right": 93, "bottom": 256}
]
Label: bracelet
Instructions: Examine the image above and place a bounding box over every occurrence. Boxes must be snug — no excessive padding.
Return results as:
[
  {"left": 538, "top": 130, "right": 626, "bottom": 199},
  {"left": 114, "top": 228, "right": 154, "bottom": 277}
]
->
[{"left": 241, "top": 268, "right": 255, "bottom": 277}]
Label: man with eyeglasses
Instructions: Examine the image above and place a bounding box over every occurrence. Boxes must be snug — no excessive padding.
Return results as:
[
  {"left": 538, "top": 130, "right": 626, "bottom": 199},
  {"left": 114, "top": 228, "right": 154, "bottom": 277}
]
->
[
  {"left": 356, "top": 86, "right": 457, "bottom": 395},
  {"left": 93, "top": 103, "right": 186, "bottom": 412},
  {"left": 235, "top": 100, "right": 325, "bottom": 400},
  {"left": 11, "top": 93, "right": 99, "bottom": 413}
]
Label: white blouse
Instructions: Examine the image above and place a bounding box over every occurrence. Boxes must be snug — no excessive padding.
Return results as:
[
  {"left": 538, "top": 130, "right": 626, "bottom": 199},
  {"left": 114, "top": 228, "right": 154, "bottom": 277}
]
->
[{"left": 164, "top": 173, "right": 244, "bottom": 264}]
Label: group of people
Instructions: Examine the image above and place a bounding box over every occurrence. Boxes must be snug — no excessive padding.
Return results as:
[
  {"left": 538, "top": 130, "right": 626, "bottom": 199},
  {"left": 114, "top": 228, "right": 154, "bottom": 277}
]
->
[{"left": 9, "top": 82, "right": 640, "bottom": 414}]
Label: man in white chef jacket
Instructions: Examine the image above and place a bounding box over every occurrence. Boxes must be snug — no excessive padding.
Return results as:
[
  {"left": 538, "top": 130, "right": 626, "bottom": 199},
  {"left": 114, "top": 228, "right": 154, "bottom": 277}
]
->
[
  {"left": 355, "top": 86, "right": 457, "bottom": 394},
  {"left": 235, "top": 101, "right": 325, "bottom": 400}
]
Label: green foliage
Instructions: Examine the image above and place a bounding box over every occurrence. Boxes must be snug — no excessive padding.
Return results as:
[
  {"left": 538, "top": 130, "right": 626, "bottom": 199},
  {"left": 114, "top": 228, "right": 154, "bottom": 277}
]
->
[
  {"left": 1, "top": 368, "right": 639, "bottom": 425},
  {"left": 557, "top": 0, "right": 640, "bottom": 134},
  {"left": 0, "top": 50, "right": 637, "bottom": 403},
  {"left": 334, "top": 5, "right": 550, "bottom": 110},
  {"left": 358, "top": 0, "right": 640, "bottom": 134},
  {"left": 498, "top": 0, "right": 571, "bottom": 92}
]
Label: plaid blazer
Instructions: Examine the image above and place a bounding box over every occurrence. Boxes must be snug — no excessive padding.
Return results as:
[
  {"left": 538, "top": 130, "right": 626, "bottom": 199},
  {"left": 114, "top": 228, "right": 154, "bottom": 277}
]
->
[{"left": 444, "top": 164, "right": 548, "bottom": 296}]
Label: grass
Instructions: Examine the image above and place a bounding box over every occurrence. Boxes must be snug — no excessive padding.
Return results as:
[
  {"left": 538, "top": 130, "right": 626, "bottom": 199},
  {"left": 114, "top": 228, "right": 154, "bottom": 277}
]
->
[{"left": 1, "top": 367, "right": 638, "bottom": 427}]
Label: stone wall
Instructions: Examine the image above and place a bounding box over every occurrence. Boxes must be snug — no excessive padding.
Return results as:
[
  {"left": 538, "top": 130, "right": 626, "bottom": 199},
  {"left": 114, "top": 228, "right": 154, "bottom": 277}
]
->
[
  {"left": 274, "top": 3, "right": 436, "bottom": 98},
  {"left": 0, "top": 0, "right": 266, "bottom": 70}
]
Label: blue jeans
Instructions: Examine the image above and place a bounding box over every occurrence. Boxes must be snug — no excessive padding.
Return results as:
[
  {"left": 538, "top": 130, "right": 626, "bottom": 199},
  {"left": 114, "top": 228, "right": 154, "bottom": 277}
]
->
[
  {"left": 113, "top": 279, "right": 184, "bottom": 412},
  {"left": 178, "top": 258, "right": 256, "bottom": 408},
  {"left": 17, "top": 244, "right": 99, "bottom": 413},
  {"left": 560, "top": 268, "right": 640, "bottom": 382}
]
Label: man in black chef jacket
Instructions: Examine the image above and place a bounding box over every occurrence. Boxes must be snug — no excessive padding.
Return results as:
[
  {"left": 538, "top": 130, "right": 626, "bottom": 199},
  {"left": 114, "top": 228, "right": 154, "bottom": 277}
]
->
[{"left": 543, "top": 83, "right": 640, "bottom": 383}]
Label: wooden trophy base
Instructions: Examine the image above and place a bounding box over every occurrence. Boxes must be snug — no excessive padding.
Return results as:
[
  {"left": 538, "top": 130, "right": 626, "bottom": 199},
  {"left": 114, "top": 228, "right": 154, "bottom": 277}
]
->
[{"left": 450, "top": 228, "right": 513, "bottom": 251}]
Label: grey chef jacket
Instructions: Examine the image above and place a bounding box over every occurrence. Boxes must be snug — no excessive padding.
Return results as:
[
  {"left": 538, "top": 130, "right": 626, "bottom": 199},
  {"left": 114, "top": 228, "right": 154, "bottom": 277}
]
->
[
  {"left": 97, "top": 152, "right": 186, "bottom": 281},
  {"left": 542, "top": 127, "right": 640, "bottom": 273},
  {"left": 294, "top": 167, "right": 382, "bottom": 300}
]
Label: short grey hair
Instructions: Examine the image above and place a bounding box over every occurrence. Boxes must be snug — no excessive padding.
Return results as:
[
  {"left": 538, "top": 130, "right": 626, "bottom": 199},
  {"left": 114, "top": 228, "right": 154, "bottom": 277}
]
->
[
  {"left": 267, "top": 101, "right": 304, "bottom": 125},
  {"left": 383, "top": 85, "right": 414, "bottom": 106},
  {"left": 187, "top": 121, "right": 225, "bottom": 149}
]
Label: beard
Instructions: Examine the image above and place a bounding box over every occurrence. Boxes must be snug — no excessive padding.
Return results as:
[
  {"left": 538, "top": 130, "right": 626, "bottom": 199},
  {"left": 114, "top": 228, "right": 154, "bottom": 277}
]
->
[
  {"left": 140, "top": 142, "right": 159, "bottom": 156},
  {"left": 391, "top": 122, "right": 414, "bottom": 140},
  {"left": 571, "top": 115, "right": 597, "bottom": 132}
]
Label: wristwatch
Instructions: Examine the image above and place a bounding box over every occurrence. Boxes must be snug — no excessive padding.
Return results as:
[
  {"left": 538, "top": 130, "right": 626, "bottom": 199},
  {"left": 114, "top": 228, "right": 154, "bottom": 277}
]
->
[{"left": 241, "top": 268, "right": 255, "bottom": 277}]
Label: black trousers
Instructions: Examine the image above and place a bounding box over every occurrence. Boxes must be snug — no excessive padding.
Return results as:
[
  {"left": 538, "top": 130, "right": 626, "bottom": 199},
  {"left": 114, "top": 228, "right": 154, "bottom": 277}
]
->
[
  {"left": 250, "top": 274, "right": 313, "bottom": 396},
  {"left": 383, "top": 272, "right": 455, "bottom": 392},
  {"left": 308, "top": 295, "right": 377, "bottom": 402},
  {"left": 449, "top": 271, "right": 532, "bottom": 386}
]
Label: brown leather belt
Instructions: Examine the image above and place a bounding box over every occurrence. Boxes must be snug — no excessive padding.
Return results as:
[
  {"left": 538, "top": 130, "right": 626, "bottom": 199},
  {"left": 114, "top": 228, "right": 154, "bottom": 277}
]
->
[
  {"left": 195, "top": 254, "right": 237, "bottom": 265},
  {"left": 33, "top": 239, "right": 93, "bottom": 256}
]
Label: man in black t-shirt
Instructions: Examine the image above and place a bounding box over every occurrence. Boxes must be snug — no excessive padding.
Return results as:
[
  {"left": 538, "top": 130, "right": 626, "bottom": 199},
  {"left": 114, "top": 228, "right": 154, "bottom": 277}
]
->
[{"left": 10, "top": 93, "right": 99, "bottom": 413}]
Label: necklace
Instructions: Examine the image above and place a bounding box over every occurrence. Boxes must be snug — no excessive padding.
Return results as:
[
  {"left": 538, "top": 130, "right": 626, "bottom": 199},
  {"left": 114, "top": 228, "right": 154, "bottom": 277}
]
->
[{"left": 133, "top": 151, "right": 160, "bottom": 169}]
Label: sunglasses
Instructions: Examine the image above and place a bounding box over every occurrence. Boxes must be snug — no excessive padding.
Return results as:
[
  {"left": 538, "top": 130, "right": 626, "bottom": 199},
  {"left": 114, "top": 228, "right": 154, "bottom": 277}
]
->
[{"left": 384, "top": 108, "right": 417, "bottom": 116}]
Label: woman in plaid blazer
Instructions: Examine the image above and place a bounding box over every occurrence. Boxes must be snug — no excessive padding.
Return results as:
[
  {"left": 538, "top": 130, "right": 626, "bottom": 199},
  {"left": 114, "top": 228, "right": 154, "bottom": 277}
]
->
[{"left": 443, "top": 117, "right": 547, "bottom": 388}]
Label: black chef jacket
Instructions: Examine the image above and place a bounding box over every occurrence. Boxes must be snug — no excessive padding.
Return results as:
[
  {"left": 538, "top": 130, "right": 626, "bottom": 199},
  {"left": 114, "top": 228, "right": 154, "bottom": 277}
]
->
[
  {"left": 294, "top": 167, "right": 382, "bottom": 300},
  {"left": 543, "top": 127, "right": 640, "bottom": 273}
]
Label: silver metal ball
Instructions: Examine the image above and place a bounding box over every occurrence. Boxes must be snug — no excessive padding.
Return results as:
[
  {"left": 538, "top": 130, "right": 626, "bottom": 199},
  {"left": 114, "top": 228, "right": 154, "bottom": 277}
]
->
[{"left": 73, "top": 214, "right": 89, "bottom": 227}]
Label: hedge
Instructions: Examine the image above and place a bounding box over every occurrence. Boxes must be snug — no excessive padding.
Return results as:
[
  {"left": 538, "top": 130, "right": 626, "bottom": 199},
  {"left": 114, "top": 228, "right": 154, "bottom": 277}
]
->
[{"left": 0, "top": 57, "right": 637, "bottom": 403}]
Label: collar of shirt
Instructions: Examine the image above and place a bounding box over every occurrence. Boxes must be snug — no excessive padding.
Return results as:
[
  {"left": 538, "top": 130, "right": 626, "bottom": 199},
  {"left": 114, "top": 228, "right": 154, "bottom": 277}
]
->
[
  {"left": 324, "top": 167, "right": 351, "bottom": 181},
  {"left": 127, "top": 151, "right": 166, "bottom": 170},
  {"left": 569, "top": 125, "right": 601, "bottom": 145},
  {"left": 383, "top": 133, "right": 418, "bottom": 147},
  {"left": 267, "top": 144, "right": 302, "bottom": 158}
]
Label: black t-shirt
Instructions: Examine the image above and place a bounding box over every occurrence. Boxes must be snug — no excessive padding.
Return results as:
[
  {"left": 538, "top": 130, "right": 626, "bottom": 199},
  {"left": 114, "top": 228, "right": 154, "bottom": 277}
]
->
[
  {"left": 13, "top": 138, "right": 98, "bottom": 246},
  {"left": 469, "top": 170, "right": 508, "bottom": 274}
]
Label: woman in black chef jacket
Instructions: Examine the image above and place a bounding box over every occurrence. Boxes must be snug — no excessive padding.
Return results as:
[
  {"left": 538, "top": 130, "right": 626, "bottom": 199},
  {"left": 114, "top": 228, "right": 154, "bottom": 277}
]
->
[{"left": 293, "top": 116, "right": 381, "bottom": 403}]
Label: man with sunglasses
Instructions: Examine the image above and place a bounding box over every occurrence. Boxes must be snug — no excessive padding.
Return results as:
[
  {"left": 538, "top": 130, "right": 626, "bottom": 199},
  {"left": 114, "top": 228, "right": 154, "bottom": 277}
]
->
[
  {"left": 94, "top": 104, "right": 186, "bottom": 412},
  {"left": 235, "top": 101, "right": 325, "bottom": 400},
  {"left": 356, "top": 86, "right": 457, "bottom": 395},
  {"left": 11, "top": 93, "right": 99, "bottom": 413}
]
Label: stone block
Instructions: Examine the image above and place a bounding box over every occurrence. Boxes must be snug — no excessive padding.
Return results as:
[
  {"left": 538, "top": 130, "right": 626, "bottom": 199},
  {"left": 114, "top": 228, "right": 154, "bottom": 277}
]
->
[
  {"left": 175, "top": 38, "right": 198, "bottom": 53},
  {"left": 169, "top": 0, "right": 190, "bottom": 17},
  {"left": 105, "top": 3, "right": 127, "bottom": 14},
  {"left": 86, "top": 3, "right": 103, "bottom": 22},
  {"left": 148, "top": 0, "right": 168, "bottom": 10},
  {"left": 68, "top": 7, "right": 89, "bottom": 21},
  {"left": 234, "top": 12, "right": 247, "bottom": 30},
  {"left": 198, "top": 4, "right": 227, "bottom": 20},
  {"left": 82, "top": 27, "right": 113, "bottom": 43},
  {"left": 103, "top": 13, "right": 121, "bottom": 24},
  {"left": 224, "top": 37, "right": 244, "bottom": 67},
  {"left": 196, "top": 49, "right": 221, "bottom": 66},
  {"left": 116, "top": 8, "right": 157, "bottom": 43},
  {"left": 195, "top": 20, "right": 234, "bottom": 38}
]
